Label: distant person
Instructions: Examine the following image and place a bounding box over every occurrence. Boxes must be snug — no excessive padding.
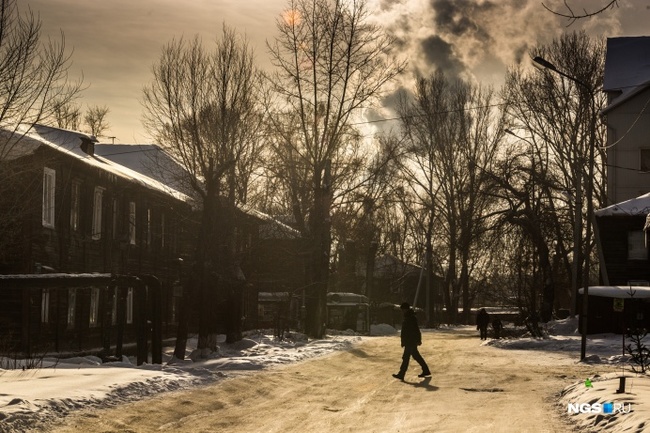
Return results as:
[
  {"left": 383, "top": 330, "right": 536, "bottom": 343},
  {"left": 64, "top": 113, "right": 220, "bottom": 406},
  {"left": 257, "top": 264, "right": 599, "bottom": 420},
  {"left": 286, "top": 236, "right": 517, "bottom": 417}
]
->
[
  {"left": 492, "top": 317, "right": 503, "bottom": 339},
  {"left": 476, "top": 308, "right": 490, "bottom": 340},
  {"left": 392, "top": 302, "right": 431, "bottom": 380}
]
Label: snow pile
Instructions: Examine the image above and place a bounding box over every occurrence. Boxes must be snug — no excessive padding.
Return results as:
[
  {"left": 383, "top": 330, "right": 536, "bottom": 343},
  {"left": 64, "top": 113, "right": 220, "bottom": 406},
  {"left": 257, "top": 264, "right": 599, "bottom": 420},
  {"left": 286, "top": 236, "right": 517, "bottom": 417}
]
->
[
  {"left": 484, "top": 317, "right": 650, "bottom": 432},
  {"left": 370, "top": 323, "right": 398, "bottom": 336},
  {"left": 485, "top": 317, "right": 632, "bottom": 366},
  {"left": 0, "top": 331, "right": 361, "bottom": 433},
  {"left": 558, "top": 373, "right": 650, "bottom": 433}
]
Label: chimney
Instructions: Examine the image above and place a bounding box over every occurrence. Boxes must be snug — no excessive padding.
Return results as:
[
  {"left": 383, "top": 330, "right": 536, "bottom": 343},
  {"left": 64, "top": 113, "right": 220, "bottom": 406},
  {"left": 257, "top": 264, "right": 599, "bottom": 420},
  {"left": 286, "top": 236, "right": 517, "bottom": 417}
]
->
[{"left": 80, "top": 136, "right": 96, "bottom": 156}]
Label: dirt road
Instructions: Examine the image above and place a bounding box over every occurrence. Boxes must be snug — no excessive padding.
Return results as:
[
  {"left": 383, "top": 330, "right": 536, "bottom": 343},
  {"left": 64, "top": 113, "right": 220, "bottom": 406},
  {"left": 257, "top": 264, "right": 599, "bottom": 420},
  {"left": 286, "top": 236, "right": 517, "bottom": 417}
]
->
[{"left": 49, "top": 328, "right": 615, "bottom": 433}]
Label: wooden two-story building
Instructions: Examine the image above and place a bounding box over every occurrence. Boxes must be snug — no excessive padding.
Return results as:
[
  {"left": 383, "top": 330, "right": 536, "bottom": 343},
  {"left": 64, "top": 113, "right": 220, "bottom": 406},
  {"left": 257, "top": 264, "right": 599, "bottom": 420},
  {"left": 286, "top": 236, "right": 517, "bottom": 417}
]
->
[{"left": 0, "top": 124, "right": 194, "bottom": 358}]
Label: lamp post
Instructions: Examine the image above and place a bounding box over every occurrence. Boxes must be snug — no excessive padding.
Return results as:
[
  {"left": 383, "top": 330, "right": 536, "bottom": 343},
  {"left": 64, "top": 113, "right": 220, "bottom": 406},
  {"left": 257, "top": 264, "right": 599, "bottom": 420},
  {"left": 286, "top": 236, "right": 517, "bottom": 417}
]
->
[{"left": 533, "top": 56, "right": 597, "bottom": 361}]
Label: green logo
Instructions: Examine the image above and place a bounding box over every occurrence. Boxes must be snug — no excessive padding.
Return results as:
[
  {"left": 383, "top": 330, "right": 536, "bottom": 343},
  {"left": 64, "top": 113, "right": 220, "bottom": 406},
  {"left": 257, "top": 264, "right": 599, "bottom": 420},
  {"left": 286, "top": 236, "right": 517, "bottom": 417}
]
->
[{"left": 585, "top": 378, "right": 593, "bottom": 388}]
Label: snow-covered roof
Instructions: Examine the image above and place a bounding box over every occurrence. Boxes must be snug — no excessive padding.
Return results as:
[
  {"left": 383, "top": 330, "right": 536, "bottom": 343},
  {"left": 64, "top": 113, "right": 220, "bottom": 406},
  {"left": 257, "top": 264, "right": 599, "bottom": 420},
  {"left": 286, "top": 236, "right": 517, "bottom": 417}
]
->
[
  {"left": 604, "top": 37, "right": 650, "bottom": 93},
  {"left": 579, "top": 285, "right": 650, "bottom": 299},
  {"left": 238, "top": 204, "right": 302, "bottom": 240},
  {"left": 326, "top": 292, "right": 369, "bottom": 305},
  {"left": 594, "top": 192, "right": 650, "bottom": 217},
  {"left": 2, "top": 124, "right": 193, "bottom": 205},
  {"left": 94, "top": 143, "right": 195, "bottom": 198},
  {"left": 603, "top": 37, "right": 650, "bottom": 114},
  {"left": 95, "top": 144, "right": 298, "bottom": 238}
]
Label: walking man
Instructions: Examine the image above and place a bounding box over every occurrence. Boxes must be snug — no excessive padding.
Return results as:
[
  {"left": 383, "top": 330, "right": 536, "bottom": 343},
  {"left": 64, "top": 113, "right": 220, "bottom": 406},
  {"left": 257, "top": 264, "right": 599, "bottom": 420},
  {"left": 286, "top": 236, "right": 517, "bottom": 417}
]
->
[
  {"left": 393, "top": 302, "right": 431, "bottom": 380},
  {"left": 476, "top": 308, "right": 490, "bottom": 340}
]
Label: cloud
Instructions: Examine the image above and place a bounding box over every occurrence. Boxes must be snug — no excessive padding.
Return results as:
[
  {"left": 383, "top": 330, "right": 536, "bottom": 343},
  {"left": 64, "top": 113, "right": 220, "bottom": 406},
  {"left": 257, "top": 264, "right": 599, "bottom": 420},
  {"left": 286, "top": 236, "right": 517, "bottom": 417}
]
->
[
  {"left": 370, "top": 0, "right": 626, "bottom": 85},
  {"left": 23, "top": 0, "right": 635, "bottom": 142},
  {"left": 431, "top": 0, "right": 496, "bottom": 38},
  {"left": 420, "top": 35, "right": 465, "bottom": 77}
]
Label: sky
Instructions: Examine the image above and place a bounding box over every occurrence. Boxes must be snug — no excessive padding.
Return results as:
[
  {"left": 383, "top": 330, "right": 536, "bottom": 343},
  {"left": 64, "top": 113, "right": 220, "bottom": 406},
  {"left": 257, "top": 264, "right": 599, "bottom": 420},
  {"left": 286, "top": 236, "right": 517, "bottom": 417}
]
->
[
  {"left": 23, "top": 0, "right": 650, "bottom": 144},
  {"left": 1, "top": 320, "right": 648, "bottom": 432}
]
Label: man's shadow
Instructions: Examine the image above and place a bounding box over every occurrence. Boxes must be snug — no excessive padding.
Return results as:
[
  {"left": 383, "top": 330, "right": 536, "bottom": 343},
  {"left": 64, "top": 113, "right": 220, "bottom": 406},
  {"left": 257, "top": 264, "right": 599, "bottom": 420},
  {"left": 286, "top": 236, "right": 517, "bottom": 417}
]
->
[{"left": 404, "top": 377, "right": 438, "bottom": 391}]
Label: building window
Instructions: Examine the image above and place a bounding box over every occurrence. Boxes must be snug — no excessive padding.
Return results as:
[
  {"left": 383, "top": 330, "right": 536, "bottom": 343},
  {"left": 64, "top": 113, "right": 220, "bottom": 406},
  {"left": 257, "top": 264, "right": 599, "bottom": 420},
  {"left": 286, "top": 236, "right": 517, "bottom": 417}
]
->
[
  {"left": 67, "top": 288, "right": 77, "bottom": 328},
  {"left": 70, "top": 181, "right": 80, "bottom": 231},
  {"left": 128, "top": 201, "right": 136, "bottom": 245},
  {"left": 89, "top": 287, "right": 100, "bottom": 327},
  {"left": 628, "top": 231, "right": 648, "bottom": 260},
  {"left": 42, "top": 167, "right": 56, "bottom": 228},
  {"left": 92, "top": 187, "right": 104, "bottom": 240},
  {"left": 126, "top": 287, "right": 134, "bottom": 324},
  {"left": 640, "top": 149, "right": 650, "bottom": 172},
  {"left": 41, "top": 289, "right": 50, "bottom": 323}
]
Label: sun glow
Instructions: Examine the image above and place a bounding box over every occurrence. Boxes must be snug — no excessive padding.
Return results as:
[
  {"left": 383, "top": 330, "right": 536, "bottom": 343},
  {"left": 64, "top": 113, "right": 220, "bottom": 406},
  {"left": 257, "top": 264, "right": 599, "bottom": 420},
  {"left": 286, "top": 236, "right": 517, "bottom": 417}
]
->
[{"left": 282, "top": 9, "right": 301, "bottom": 26}]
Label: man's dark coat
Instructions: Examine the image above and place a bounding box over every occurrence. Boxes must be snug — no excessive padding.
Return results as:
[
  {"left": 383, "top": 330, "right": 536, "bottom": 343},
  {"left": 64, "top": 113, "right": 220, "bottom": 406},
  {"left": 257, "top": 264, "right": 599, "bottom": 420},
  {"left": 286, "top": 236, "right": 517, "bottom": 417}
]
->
[{"left": 400, "top": 308, "right": 422, "bottom": 347}]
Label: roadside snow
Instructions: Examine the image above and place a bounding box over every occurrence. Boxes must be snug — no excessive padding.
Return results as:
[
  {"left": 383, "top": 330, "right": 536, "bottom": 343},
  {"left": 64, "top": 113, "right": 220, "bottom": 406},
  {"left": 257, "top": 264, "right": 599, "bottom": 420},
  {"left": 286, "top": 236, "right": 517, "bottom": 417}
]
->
[
  {"left": 486, "top": 317, "right": 649, "bottom": 432},
  {"left": 1, "top": 319, "right": 648, "bottom": 433}
]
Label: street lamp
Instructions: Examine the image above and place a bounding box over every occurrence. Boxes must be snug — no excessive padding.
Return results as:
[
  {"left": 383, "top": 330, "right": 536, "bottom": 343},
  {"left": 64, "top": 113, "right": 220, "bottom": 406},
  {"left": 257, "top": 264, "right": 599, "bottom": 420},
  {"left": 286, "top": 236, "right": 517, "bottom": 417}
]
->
[{"left": 533, "top": 56, "right": 597, "bottom": 361}]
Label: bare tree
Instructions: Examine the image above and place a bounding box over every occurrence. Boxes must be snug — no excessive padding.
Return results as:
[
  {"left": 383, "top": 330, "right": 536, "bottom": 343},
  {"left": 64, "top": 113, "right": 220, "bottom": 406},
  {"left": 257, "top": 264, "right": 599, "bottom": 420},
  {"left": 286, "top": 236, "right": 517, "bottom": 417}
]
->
[
  {"left": 0, "top": 0, "right": 82, "bottom": 260},
  {"left": 83, "top": 104, "right": 110, "bottom": 137},
  {"left": 266, "top": 0, "right": 404, "bottom": 337},
  {"left": 397, "top": 71, "right": 508, "bottom": 324},
  {"left": 503, "top": 31, "right": 606, "bottom": 320},
  {"left": 142, "top": 25, "right": 264, "bottom": 355},
  {"left": 479, "top": 136, "right": 565, "bottom": 329},
  {"left": 543, "top": 1, "right": 619, "bottom": 26},
  {"left": 52, "top": 98, "right": 82, "bottom": 130},
  {"left": 0, "top": 0, "right": 82, "bottom": 159}
]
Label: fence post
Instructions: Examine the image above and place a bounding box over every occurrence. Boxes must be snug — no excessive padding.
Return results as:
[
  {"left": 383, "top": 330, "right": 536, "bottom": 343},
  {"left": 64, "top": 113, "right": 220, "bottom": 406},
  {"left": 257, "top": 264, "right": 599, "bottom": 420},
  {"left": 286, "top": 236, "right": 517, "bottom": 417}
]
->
[
  {"left": 136, "top": 279, "right": 148, "bottom": 365},
  {"left": 141, "top": 274, "right": 162, "bottom": 364}
]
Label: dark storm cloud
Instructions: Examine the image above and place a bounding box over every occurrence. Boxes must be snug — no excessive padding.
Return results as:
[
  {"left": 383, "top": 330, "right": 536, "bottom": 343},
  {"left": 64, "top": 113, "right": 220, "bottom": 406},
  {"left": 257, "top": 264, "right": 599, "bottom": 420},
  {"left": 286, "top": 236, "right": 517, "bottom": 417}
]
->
[
  {"left": 420, "top": 35, "right": 465, "bottom": 77},
  {"left": 431, "top": 0, "right": 495, "bottom": 38}
]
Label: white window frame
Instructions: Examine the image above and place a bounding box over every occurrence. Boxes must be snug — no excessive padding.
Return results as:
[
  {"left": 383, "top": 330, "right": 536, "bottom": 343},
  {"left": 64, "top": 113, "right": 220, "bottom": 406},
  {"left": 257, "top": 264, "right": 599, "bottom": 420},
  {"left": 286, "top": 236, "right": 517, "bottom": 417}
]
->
[
  {"left": 92, "top": 187, "right": 104, "bottom": 240},
  {"left": 41, "top": 289, "right": 50, "bottom": 323},
  {"left": 128, "top": 201, "right": 136, "bottom": 245},
  {"left": 42, "top": 167, "right": 56, "bottom": 228},
  {"left": 70, "top": 181, "right": 80, "bottom": 231},
  {"left": 89, "top": 287, "right": 100, "bottom": 327}
]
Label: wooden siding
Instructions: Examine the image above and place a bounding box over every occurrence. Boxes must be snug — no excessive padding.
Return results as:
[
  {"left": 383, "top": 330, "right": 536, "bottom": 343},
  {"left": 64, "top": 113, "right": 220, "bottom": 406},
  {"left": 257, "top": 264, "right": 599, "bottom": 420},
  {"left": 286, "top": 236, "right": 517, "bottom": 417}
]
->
[
  {"left": 605, "top": 86, "right": 650, "bottom": 204},
  {"left": 0, "top": 144, "right": 191, "bottom": 356}
]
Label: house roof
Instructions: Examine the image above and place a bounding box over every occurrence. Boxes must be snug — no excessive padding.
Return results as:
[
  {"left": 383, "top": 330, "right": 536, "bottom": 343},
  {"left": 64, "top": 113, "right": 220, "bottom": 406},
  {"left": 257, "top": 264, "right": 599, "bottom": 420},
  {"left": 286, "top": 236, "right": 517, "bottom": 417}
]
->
[
  {"left": 94, "top": 143, "right": 195, "bottom": 198},
  {"left": 594, "top": 192, "right": 650, "bottom": 217},
  {"left": 95, "top": 143, "right": 301, "bottom": 240},
  {"left": 237, "top": 204, "right": 302, "bottom": 240},
  {"left": 2, "top": 124, "right": 193, "bottom": 205},
  {"left": 579, "top": 286, "right": 650, "bottom": 299},
  {"left": 603, "top": 37, "right": 650, "bottom": 114}
]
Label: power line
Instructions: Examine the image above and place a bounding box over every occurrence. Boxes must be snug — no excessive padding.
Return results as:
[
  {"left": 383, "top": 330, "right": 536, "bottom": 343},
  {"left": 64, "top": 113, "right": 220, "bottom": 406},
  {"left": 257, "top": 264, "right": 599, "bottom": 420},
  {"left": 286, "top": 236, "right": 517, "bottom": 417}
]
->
[{"left": 350, "top": 102, "right": 507, "bottom": 127}]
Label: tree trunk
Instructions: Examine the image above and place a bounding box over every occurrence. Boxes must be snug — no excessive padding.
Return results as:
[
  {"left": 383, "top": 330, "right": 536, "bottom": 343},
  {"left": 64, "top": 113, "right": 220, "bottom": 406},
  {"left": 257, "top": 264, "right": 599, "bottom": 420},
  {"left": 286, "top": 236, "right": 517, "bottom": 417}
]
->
[{"left": 306, "top": 161, "right": 332, "bottom": 338}]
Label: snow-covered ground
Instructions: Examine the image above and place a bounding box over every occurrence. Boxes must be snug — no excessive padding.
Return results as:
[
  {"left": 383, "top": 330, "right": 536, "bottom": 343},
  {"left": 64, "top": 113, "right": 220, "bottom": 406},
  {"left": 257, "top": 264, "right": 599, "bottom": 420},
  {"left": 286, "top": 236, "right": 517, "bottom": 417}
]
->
[
  {"left": 1, "top": 319, "right": 648, "bottom": 433},
  {"left": 486, "top": 318, "right": 650, "bottom": 433}
]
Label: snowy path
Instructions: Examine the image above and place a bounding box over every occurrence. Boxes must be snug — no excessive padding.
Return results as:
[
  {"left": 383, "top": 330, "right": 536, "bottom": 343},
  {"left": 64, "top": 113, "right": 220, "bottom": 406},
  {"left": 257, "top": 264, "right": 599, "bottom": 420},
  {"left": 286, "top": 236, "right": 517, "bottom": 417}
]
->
[{"left": 47, "top": 327, "right": 617, "bottom": 433}]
